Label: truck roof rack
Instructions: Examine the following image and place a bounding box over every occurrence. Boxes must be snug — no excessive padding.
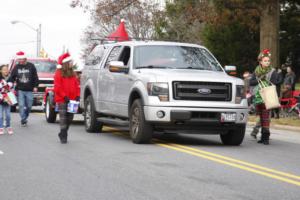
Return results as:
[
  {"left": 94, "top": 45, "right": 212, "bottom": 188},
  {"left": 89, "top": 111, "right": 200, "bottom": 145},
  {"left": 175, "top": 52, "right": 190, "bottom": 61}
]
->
[{"left": 91, "top": 37, "right": 182, "bottom": 44}]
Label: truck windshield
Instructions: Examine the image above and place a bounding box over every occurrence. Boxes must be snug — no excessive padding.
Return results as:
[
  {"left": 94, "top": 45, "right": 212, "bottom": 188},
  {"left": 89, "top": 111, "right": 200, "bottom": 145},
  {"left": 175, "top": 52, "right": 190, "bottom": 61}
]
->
[
  {"left": 30, "top": 60, "right": 57, "bottom": 73},
  {"left": 133, "top": 45, "right": 223, "bottom": 71}
]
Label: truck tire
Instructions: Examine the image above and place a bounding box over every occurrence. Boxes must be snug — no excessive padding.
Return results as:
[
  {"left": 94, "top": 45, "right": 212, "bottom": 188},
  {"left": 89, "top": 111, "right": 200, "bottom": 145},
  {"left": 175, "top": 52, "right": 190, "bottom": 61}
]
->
[
  {"left": 84, "top": 95, "right": 103, "bottom": 133},
  {"left": 45, "top": 95, "right": 57, "bottom": 123},
  {"left": 129, "top": 99, "right": 153, "bottom": 144},
  {"left": 220, "top": 125, "right": 245, "bottom": 146}
]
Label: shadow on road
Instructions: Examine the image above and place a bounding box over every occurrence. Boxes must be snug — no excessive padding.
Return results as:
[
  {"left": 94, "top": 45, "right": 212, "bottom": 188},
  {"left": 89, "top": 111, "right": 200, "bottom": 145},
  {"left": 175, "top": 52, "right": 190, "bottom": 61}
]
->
[
  {"left": 153, "top": 133, "right": 222, "bottom": 146},
  {"left": 101, "top": 125, "right": 223, "bottom": 146}
]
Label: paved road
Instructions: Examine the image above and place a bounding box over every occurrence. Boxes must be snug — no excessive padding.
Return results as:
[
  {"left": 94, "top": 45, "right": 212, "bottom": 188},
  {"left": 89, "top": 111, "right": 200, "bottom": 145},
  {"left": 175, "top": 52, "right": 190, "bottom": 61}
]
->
[{"left": 0, "top": 112, "right": 300, "bottom": 200}]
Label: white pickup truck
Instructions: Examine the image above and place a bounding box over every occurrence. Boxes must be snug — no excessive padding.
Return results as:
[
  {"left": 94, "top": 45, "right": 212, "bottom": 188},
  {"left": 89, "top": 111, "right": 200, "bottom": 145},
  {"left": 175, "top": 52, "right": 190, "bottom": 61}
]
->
[{"left": 80, "top": 41, "right": 248, "bottom": 145}]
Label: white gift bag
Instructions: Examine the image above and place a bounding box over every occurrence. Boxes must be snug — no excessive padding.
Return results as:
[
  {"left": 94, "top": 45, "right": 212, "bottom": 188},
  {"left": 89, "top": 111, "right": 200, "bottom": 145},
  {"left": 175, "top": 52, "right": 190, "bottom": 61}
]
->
[
  {"left": 67, "top": 100, "right": 79, "bottom": 113},
  {"left": 5, "top": 92, "right": 18, "bottom": 105},
  {"left": 258, "top": 80, "right": 281, "bottom": 110}
]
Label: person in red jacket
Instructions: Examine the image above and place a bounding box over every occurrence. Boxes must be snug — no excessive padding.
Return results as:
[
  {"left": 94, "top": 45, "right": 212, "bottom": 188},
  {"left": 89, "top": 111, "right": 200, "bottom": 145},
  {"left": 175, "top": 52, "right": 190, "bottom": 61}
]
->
[{"left": 54, "top": 53, "right": 80, "bottom": 144}]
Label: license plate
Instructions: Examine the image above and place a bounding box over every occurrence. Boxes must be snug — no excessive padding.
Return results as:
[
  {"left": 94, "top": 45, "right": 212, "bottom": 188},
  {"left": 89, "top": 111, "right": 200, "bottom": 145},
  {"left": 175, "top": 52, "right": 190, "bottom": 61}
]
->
[{"left": 220, "top": 113, "right": 236, "bottom": 122}]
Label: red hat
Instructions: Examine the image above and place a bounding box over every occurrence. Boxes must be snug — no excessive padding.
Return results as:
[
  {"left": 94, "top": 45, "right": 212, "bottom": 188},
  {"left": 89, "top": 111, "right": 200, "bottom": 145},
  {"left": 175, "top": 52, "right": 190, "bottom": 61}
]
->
[
  {"left": 57, "top": 52, "right": 72, "bottom": 68},
  {"left": 258, "top": 49, "right": 271, "bottom": 61},
  {"left": 16, "top": 51, "right": 26, "bottom": 59}
]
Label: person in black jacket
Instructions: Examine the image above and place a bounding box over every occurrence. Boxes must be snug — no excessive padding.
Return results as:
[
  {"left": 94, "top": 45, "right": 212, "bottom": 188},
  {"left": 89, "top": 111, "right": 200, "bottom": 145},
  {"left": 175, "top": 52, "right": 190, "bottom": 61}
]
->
[
  {"left": 9, "top": 51, "right": 39, "bottom": 127},
  {"left": 271, "top": 68, "right": 283, "bottom": 118},
  {"left": 281, "top": 66, "right": 296, "bottom": 98}
]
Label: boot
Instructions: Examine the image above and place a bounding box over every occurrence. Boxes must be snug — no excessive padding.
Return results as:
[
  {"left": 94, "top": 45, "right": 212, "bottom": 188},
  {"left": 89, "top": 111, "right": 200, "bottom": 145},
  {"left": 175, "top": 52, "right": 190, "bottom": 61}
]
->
[
  {"left": 250, "top": 126, "right": 260, "bottom": 139},
  {"left": 58, "top": 130, "right": 68, "bottom": 144},
  {"left": 258, "top": 128, "right": 270, "bottom": 145}
]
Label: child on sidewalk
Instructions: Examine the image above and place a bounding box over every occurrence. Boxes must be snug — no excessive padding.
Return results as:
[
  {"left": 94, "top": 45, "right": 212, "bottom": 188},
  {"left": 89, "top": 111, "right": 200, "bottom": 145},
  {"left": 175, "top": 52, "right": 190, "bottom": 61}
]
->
[{"left": 0, "top": 65, "right": 14, "bottom": 135}]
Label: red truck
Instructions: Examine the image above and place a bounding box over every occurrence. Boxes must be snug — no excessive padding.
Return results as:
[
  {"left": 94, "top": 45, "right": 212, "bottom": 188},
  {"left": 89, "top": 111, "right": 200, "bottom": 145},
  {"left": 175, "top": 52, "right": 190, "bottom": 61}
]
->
[{"left": 8, "top": 57, "right": 57, "bottom": 111}]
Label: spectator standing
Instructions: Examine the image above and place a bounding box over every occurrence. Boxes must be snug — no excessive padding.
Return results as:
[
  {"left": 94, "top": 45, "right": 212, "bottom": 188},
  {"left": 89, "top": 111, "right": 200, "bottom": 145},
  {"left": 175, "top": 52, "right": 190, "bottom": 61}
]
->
[
  {"left": 9, "top": 51, "right": 39, "bottom": 127},
  {"left": 54, "top": 53, "right": 80, "bottom": 144},
  {"left": 282, "top": 66, "right": 296, "bottom": 98},
  {"left": 271, "top": 68, "right": 283, "bottom": 119}
]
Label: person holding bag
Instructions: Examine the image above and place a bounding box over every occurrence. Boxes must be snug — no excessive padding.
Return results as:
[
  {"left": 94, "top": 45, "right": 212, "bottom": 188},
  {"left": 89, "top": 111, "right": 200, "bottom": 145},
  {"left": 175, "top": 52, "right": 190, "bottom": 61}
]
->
[
  {"left": 0, "top": 65, "right": 15, "bottom": 135},
  {"left": 54, "top": 53, "right": 80, "bottom": 144},
  {"left": 249, "top": 49, "right": 281, "bottom": 145}
]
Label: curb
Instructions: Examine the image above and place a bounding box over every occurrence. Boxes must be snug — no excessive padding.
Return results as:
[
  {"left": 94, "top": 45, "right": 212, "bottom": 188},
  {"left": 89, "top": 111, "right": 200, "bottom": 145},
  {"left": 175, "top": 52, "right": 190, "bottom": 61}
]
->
[{"left": 247, "top": 121, "right": 300, "bottom": 132}]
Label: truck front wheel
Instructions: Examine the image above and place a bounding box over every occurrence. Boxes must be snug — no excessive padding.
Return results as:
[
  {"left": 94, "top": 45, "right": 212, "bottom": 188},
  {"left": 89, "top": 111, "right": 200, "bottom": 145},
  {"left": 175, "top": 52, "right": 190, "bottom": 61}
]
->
[
  {"left": 220, "top": 125, "right": 245, "bottom": 146},
  {"left": 84, "top": 95, "right": 103, "bottom": 133},
  {"left": 129, "top": 99, "right": 153, "bottom": 144}
]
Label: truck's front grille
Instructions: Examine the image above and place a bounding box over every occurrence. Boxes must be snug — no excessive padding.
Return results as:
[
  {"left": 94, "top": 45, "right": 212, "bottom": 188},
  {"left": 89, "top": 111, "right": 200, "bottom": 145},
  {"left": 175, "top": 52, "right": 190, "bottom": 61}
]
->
[
  {"left": 39, "top": 79, "right": 53, "bottom": 85},
  {"left": 38, "top": 79, "right": 54, "bottom": 93},
  {"left": 173, "top": 81, "right": 232, "bottom": 101}
]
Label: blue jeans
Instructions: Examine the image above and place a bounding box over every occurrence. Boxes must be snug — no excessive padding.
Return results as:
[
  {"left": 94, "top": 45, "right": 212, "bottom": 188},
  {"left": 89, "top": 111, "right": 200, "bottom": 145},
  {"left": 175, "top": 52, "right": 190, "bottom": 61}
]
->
[
  {"left": 0, "top": 104, "right": 11, "bottom": 128},
  {"left": 18, "top": 90, "right": 33, "bottom": 123}
]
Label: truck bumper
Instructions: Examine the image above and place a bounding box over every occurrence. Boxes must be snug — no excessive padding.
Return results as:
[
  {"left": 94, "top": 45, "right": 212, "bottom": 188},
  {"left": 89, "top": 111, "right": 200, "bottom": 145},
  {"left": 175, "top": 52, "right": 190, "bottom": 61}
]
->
[{"left": 144, "top": 106, "right": 248, "bottom": 133}]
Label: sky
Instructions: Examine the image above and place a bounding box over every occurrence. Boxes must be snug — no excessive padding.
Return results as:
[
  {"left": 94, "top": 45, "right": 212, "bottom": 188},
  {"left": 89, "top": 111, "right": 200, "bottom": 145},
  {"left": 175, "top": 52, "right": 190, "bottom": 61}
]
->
[{"left": 0, "top": 0, "right": 90, "bottom": 66}]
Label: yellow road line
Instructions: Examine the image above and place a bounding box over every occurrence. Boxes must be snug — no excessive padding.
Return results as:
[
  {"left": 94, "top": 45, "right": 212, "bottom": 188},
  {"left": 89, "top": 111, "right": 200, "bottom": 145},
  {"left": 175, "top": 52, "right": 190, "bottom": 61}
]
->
[
  {"left": 103, "top": 126, "right": 300, "bottom": 187},
  {"left": 156, "top": 143, "right": 300, "bottom": 187},
  {"left": 153, "top": 139, "right": 300, "bottom": 181}
]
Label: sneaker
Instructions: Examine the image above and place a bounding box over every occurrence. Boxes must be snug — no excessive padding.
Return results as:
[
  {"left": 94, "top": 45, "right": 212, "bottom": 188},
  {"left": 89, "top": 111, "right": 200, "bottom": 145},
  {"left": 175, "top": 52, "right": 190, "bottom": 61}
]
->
[
  {"left": 7, "top": 127, "right": 13, "bottom": 135},
  {"left": 0, "top": 128, "right": 4, "bottom": 135},
  {"left": 21, "top": 120, "right": 27, "bottom": 127}
]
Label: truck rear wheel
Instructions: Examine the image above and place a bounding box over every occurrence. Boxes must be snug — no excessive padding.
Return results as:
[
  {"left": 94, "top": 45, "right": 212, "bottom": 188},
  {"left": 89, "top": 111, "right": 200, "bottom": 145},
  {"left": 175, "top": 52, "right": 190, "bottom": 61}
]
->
[
  {"left": 45, "top": 95, "right": 57, "bottom": 123},
  {"left": 129, "top": 99, "right": 153, "bottom": 144},
  {"left": 220, "top": 125, "right": 245, "bottom": 146},
  {"left": 84, "top": 95, "right": 103, "bottom": 133}
]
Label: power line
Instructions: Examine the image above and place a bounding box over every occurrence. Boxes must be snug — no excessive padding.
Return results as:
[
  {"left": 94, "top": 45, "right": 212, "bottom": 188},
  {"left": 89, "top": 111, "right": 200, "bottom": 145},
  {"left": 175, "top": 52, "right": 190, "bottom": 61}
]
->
[{"left": 0, "top": 41, "right": 35, "bottom": 46}]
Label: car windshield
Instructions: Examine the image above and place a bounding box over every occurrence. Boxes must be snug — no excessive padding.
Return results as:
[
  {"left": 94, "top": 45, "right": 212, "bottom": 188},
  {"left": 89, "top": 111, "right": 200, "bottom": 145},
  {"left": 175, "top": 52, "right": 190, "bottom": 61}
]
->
[
  {"left": 30, "top": 60, "right": 57, "bottom": 73},
  {"left": 133, "top": 45, "right": 223, "bottom": 71}
]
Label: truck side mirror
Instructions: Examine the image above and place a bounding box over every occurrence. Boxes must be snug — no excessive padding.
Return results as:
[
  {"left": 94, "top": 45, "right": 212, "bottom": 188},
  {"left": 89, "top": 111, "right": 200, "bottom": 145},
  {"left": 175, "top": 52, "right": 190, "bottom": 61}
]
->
[
  {"left": 224, "top": 65, "right": 237, "bottom": 76},
  {"left": 109, "top": 61, "right": 129, "bottom": 73}
]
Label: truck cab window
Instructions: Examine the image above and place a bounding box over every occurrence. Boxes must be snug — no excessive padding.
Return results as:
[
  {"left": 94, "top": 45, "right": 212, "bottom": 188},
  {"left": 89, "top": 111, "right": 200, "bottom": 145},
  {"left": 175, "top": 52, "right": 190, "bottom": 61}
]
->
[
  {"left": 104, "top": 46, "right": 122, "bottom": 68},
  {"left": 118, "top": 46, "right": 131, "bottom": 66}
]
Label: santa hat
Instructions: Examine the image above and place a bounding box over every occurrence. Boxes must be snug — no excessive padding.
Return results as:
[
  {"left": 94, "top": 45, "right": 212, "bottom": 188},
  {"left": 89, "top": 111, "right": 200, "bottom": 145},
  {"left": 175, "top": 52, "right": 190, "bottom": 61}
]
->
[
  {"left": 57, "top": 52, "right": 72, "bottom": 69},
  {"left": 16, "top": 51, "right": 26, "bottom": 59}
]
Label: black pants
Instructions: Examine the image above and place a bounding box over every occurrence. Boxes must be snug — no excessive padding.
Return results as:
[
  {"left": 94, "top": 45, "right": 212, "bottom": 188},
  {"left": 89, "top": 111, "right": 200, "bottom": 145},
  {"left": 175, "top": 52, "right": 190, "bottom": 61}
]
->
[{"left": 58, "top": 103, "right": 74, "bottom": 139}]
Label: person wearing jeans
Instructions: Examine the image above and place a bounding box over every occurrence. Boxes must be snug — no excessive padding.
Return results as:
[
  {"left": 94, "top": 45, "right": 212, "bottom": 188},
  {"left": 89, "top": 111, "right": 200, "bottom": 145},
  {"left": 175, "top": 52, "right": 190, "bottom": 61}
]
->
[
  {"left": 17, "top": 90, "right": 33, "bottom": 125},
  {"left": 9, "top": 51, "right": 39, "bottom": 126},
  {"left": 0, "top": 105, "right": 11, "bottom": 134},
  {"left": 0, "top": 64, "right": 14, "bottom": 134}
]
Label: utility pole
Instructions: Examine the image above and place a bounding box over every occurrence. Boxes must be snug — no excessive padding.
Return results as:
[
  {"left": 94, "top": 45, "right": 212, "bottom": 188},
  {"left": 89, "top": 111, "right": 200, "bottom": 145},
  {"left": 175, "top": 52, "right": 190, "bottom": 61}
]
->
[
  {"left": 37, "top": 24, "right": 42, "bottom": 57},
  {"left": 11, "top": 20, "right": 42, "bottom": 57}
]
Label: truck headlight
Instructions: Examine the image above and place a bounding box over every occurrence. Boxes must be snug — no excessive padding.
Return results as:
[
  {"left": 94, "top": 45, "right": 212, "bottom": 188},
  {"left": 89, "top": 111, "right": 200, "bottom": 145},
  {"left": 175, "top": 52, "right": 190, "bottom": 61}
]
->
[
  {"left": 147, "top": 82, "right": 169, "bottom": 102},
  {"left": 235, "top": 85, "right": 246, "bottom": 104}
]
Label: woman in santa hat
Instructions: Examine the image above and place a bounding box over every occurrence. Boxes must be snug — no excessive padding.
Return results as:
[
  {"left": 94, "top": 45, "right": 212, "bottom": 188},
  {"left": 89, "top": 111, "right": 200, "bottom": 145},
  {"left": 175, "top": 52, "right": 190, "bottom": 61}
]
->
[{"left": 54, "top": 53, "right": 80, "bottom": 144}]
